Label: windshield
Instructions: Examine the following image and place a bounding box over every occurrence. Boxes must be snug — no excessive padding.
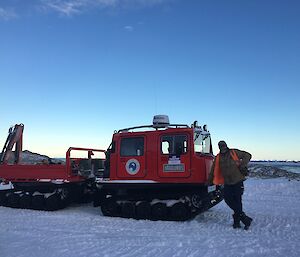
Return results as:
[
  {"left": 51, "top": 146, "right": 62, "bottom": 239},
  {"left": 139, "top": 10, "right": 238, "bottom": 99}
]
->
[{"left": 194, "top": 130, "right": 211, "bottom": 154}]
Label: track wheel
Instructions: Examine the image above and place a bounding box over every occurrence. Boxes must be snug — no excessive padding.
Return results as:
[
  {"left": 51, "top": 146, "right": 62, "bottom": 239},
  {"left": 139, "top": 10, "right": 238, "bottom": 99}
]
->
[
  {"left": 45, "top": 194, "right": 61, "bottom": 211},
  {"left": 0, "top": 193, "right": 7, "bottom": 206},
  {"left": 136, "top": 201, "right": 151, "bottom": 220},
  {"left": 20, "top": 193, "right": 32, "bottom": 209},
  {"left": 32, "top": 195, "right": 45, "bottom": 210},
  {"left": 101, "top": 198, "right": 120, "bottom": 217},
  {"left": 121, "top": 202, "right": 135, "bottom": 218},
  {"left": 7, "top": 193, "right": 20, "bottom": 208},
  {"left": 170, "top": 202, "right": 190, "bottom": 221},
  {"left": 151, "top": 202, "right": 167, "bottom": 221}
]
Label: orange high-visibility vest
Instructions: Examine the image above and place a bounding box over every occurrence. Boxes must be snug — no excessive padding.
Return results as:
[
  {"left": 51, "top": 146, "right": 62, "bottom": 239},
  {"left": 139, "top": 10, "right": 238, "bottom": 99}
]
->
[{"left": 213, "top": 150, "right": 240, "bottom": 185}]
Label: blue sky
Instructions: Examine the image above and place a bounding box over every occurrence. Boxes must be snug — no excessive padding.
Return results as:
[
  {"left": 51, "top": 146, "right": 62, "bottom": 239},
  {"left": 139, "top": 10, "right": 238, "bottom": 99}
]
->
[{"left": 0, "top": 0, "right": 299, "bottom": 160}]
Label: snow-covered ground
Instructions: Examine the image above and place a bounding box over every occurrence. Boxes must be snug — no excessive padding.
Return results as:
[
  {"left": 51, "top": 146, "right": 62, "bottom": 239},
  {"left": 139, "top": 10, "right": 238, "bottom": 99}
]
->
[{"left": 0, "top": 178, "right": 299, "bottom": 257}]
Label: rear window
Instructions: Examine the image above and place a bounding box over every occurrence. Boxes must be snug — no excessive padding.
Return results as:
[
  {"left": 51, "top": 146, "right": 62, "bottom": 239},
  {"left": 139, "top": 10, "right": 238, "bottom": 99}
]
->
[{"left": 120, "top": 137, "right": 144, "bottom": 157}]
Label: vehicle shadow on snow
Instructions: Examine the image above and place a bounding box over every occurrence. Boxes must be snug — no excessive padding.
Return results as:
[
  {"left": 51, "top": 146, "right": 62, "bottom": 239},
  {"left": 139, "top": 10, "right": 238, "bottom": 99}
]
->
[{"left": 63, "top": 202, "right": 101, "bottom": 216}]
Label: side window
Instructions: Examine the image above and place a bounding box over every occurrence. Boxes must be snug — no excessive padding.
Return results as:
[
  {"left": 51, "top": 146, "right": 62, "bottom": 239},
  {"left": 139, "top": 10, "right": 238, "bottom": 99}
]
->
[
  {"left": 120, "top": 137, "right": 144, "bottom": 157},
  {"left": 161, "top": 135, "right": 188, "bottom": 155},
  {"left": 194, "top": 132, "right": 211, "bottom": 154}
]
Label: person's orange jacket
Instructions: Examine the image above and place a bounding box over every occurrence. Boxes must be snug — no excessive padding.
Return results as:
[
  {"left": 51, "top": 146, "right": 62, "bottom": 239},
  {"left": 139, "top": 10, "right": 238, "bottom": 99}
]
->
[{"left": 213, "top": 150, "right": 240, "bottom": 185}]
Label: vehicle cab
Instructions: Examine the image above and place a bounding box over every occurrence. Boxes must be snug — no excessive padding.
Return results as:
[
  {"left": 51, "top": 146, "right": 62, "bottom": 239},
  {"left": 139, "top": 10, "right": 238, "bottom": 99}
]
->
[{"left": 105, "top": 115, "right": 214, "bottom": 184}]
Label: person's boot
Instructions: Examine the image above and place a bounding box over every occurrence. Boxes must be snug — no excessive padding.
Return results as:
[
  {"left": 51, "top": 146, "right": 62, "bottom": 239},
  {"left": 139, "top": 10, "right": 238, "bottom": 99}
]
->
[
  {"left": 240, "top": 212, "right": 253, "bottom": 230},
  {"left": 232, "top": 213, "right": 241, "bottom": 229}
]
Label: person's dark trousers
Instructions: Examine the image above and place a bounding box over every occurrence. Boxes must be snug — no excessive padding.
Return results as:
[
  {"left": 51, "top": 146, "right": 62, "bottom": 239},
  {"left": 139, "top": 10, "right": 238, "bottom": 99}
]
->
[
  {"left": 223, "top": 181, "right": 244, "bottom": 215},
  {"left": 224, "top": 181, "right": 252, "bottom": 229}
]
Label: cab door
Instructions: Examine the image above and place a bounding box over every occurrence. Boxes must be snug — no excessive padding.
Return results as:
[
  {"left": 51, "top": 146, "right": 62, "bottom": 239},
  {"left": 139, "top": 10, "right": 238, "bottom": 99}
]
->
[
  {"left": 158, "top": 134, "right": 191, "bottom": 178},
  {"left": 117, "top": 136, "right": 146, "bottom": 178}
]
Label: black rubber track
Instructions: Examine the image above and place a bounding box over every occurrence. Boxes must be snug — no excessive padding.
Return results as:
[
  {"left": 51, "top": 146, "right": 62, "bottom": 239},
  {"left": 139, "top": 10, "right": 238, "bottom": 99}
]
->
[
  {"left": 0, "top": 193, "right": 7, "bottom": 206},
  {"left": 151, "top": 202, "right": 168, "bottom": 221},
  {"left": 0, "top": 188, "right": 89, "bottom": 211},
  {"left": 31, "top": 195, "right": 46, "bottom": 210},
  {"left": 45, "top": 194, "right": 61, "bottom": 211},
  {"left": 19, "top": 194, "right": 31, "bottom": 209},
  {"left": 100, "top": 200, "right": 194, "bottom": 221},
  {"left": 99, "top": 189, "right": 224, "bottom": 221},
  {"left": 170, "top": 202, "right": 190, "bottom": 221},
  {"left": 121, "top": 202, "right": 135, "bottom": 218},
  {"left": 6, "top": 193, "right": 20, "bottom": 208},
  {"left": 101, "top": 198, "right": 120, "bottom": 217},
  {"left": 136, "top": 201, "right": 151, "bottom": 220}
]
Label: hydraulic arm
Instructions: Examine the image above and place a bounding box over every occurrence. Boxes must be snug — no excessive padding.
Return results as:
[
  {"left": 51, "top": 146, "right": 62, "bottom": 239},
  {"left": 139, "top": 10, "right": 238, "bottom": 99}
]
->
[{"left": 0, "top": 124, "right": 24, "bottom": 164}]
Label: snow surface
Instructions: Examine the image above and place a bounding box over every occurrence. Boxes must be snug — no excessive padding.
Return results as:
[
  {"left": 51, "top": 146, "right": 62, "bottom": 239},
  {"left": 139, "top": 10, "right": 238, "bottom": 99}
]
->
[{"left": 0, "top": 178, "right": 299, "bottom": 257}]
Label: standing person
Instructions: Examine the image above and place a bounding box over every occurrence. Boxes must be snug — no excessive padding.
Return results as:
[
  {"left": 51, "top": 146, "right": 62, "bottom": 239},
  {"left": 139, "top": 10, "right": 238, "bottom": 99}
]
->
[{"left": 208, "top": 141, "right": 253, "bottom": 230}]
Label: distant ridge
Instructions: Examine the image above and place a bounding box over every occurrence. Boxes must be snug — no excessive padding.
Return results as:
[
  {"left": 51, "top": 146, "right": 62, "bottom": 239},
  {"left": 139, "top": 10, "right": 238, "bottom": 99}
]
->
[
  {"left": 248, "top": 163, "right": 300, "bottom": 180},
  {"left": 2, "top": 150, "right": 64, "bottom": 164}
]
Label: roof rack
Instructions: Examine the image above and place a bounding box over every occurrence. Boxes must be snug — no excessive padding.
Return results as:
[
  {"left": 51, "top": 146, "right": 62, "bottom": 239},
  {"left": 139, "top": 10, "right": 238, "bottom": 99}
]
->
[{"left": 117, "top": 124, "right": 189, "bottom": 133}]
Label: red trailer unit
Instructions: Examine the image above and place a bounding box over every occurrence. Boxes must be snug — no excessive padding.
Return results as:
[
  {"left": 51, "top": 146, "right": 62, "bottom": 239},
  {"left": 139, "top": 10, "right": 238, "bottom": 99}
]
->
[
  {"left": 0, "top": 124, "right": 105, "bottom": 211},
  {"left": 94, "top": 115, "right": 223, "bottom": 221}
]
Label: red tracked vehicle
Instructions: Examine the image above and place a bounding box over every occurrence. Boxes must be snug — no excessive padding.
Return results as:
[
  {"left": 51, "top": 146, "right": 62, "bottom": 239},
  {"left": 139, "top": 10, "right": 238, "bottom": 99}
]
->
[
  {"left": 93, "top": 115, "right": 223, "bottom": 221},
  {"left": 0, "top": 116, "right": 223, "bottom": 219},
  {"left": 0, "top": 124, "right": 105, "bottom": 211}
]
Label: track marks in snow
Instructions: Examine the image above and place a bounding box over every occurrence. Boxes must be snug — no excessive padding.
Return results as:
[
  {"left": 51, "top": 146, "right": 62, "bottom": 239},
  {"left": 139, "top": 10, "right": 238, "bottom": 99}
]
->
[{"left": 0, "top": 178, "right": 299, "bottom": 257}]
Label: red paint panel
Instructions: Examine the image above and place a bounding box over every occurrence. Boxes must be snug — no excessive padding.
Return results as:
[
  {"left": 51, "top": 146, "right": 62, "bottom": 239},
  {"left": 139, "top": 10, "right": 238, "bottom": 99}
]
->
[{"left": 0, "top": 164, "right": 76, "bottom": 182}]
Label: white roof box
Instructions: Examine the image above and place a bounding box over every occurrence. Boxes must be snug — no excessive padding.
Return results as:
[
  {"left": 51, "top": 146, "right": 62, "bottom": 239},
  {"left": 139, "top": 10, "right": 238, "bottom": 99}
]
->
[{"left": 153, "top": 115, "right": 170, "bottom": 128}]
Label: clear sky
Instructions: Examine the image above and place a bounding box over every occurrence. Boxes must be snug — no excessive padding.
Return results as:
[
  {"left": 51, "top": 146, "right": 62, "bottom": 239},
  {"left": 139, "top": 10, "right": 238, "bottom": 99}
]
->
[{"left": 0, "top": 0, "right": 299, "bottom": 160}]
